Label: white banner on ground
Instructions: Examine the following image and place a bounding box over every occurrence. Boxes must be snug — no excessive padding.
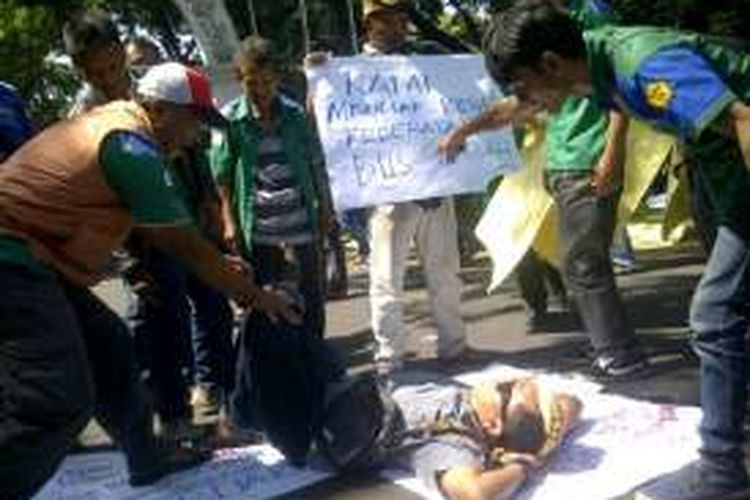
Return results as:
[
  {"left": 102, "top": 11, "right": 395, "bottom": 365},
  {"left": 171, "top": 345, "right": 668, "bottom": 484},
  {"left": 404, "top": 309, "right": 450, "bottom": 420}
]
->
[
  {"left": 307, "top": 54, "right": 522, "bottom": 210},
  {"left": 34, "top": 445, "right": 333, "bottom": 500},
  {"left": 172, "top": 0, "right": 241, "bottom": 106}
]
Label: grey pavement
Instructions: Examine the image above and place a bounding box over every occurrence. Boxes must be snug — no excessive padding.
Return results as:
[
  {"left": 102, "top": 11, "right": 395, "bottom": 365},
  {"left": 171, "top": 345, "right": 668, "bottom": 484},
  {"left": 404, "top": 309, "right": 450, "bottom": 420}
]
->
[{"left": 87, "top": 241, "right": 709, "bottom": 498}]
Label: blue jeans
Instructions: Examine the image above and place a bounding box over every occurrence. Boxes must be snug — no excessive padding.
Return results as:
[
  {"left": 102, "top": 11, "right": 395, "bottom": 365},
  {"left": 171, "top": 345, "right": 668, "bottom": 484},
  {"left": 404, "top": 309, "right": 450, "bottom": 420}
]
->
[
  {"left": 0, "top": 264, "right": 159, "bottom": 498},
  {"left": 130, "top": 251, "right": 234, "bottom": 420},
  {"left": 691, "top": 226, "right": 750, "bottom": 482}
]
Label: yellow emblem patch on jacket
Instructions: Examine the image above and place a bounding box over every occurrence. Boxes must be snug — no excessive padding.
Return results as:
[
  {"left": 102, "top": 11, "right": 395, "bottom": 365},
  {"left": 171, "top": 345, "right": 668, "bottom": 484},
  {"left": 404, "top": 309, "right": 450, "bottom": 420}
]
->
[{"left": 645, "top": 81, "right": 674, "bottom": 110}]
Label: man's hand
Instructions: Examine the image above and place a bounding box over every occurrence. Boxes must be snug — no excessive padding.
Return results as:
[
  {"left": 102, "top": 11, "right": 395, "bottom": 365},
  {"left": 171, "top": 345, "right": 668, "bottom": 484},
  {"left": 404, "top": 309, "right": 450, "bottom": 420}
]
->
[
  {"left": 592, "top": 110, "right": 628, "bottom": 196},
  {"left": 590, "top": 155, "right": 623, "bottom": 196},
  {"left": 438, "top": 129, "right": 468, "bottom": 163},
  {"left": 499, "top": 451, "right": 545, "bottom": 470},
  {"left": 250, "top": 288, "right": 302, "bottom": 325},
  {"left": 124, "top": 266, "right": 161, "bottom": 305}
]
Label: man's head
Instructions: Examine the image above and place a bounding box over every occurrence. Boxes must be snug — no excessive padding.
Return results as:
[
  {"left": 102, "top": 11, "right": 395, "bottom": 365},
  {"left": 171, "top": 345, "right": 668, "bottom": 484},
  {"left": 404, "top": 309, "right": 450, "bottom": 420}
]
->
[
  {"left": 470, "top": 378, "right": 546, "bottom": 453},
  {"left": 234, "top": 36, "right": 283, "bottom": 112},
  {"left": 363, "top": 0, "right": 410, "bottom": 52},
  {"left": 483, "top": 0, "right": 590, "bottom": 112},
  {"left": 136, "top": 62, "right": 225, "bottom": 154},
  {"left": 126, "top": 36, "right": 163, "bottom": 74},
  {"left": 63, "top": 10, "right": 130, "bottom": 100}
]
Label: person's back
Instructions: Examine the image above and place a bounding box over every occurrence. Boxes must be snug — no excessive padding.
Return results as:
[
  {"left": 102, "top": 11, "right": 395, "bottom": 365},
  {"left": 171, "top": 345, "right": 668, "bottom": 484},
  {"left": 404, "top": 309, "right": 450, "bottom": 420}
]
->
[{"left": 0, "top": 100, "right": 153, "bottom": 283}]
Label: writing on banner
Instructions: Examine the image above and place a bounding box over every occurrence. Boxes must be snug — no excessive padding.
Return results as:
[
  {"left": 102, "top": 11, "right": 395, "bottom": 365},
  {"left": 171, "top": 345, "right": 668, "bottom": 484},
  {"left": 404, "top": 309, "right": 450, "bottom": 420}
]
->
[{"left": 307, "top": 54, "right": 522, "bottom": 210}]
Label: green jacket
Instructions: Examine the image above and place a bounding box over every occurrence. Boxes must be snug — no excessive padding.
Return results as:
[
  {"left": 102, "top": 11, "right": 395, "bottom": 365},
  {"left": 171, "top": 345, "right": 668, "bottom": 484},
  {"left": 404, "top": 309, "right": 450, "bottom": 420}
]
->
[
  {"left": 210, "top": 95, "right": 330, "bottom": 254},
  {"left": 584, "top": 25, "right": 750, "bottom": 236},
  {"left": 544, "top": 0, "right": 617, "bottom": 174}
]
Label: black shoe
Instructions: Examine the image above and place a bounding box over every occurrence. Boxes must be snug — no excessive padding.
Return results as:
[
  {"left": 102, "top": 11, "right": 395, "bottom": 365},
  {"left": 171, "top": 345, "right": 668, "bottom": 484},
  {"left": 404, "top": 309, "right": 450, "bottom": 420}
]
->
[
  {"left": 591, "top": 353, "right": 650, "bottom": 380},
  {"left": 129, "top": 443, "right": 211, "bottom": 487},
  {"left": 636, "top": 461, "right": 750, "bottom": 499},
  {"left": 525, "top": 309, "right": 548, "bottom": 333}
]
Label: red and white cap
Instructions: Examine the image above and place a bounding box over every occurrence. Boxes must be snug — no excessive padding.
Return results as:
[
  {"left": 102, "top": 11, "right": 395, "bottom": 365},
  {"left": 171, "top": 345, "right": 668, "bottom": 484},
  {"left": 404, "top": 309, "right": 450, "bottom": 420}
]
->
[{"left": 137, "top": 62, "right": 226, "bottom": 127}]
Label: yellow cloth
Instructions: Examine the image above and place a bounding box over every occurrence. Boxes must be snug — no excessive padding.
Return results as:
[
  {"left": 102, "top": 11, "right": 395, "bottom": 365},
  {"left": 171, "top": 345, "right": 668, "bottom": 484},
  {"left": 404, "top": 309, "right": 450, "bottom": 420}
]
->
[
  {"left": 475, "top": 127, "right": 554, "bottom": 291},
  {"left": 476, "top": 120, "right": 675, "bottom": 292}
]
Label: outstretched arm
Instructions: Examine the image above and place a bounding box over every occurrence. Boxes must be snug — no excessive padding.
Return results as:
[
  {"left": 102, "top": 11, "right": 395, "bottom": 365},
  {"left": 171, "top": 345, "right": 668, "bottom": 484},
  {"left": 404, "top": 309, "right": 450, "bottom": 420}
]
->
[
  {"left": 439, "top": 463, "right": 527, "bottom": 500},
  {"left": 438, "top": 96, "right": 530, "bottom": 162},
  {"left": 137, "top": 225, "right": 299, "bottom": 324}
]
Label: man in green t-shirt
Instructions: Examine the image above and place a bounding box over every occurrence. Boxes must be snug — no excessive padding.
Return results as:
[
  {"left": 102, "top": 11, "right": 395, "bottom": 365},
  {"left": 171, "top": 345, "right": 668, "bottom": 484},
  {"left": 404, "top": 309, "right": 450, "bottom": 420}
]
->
[
  {"left": 439, "top": 0, "right": 648, "bottom": 379},
  {"left": 0, "top": 63, "right": 297, "bottom": 499},
  {"left": 482, "top": 2, "right": 750, "bottom": 497}
]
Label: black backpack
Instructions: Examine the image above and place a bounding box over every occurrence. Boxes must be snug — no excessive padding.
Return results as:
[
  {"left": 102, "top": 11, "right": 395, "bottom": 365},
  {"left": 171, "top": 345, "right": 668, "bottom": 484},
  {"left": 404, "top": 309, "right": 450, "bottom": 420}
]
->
[
  {"left": 316, "top": 373, "right": 406, "bottom": 473},
  {"left": 230, "top": 308, "right": 345, "bottom": 466}
]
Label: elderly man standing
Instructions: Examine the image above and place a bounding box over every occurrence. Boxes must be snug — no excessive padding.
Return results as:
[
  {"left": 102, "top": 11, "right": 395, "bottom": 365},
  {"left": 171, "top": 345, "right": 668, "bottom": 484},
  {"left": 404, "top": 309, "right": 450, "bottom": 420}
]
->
[
  {"left": 0, "top": 62, "right": 295, "bottom": 499},
  {"left": 360, "top": 0, "right": 468, "bottom": 374}
]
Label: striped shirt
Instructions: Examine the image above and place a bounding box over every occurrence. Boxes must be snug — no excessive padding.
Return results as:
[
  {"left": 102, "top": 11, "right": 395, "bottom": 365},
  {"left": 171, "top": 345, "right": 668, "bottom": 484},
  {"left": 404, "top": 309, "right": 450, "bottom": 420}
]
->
[{"left": 252, "top": 133, "right": 313, "bottom": 245}]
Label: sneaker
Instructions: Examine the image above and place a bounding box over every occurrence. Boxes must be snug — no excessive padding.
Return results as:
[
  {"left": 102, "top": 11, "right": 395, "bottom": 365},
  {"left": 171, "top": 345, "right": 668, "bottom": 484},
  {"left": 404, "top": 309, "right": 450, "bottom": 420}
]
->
[
  {"left": 129, "top": 442, "right": 211, "bottom": 487},
  {"left": 591, "top": 353, "right": 650, "bottom": 380},
  {"left": 635, "top": 462, "right": 750, "bottom": 500},
  {"left": 612, "top": 253, "right": 640, "bottom": 273},
  {"left": 191, "top": 385, "right": 222, "bottom": 419}
]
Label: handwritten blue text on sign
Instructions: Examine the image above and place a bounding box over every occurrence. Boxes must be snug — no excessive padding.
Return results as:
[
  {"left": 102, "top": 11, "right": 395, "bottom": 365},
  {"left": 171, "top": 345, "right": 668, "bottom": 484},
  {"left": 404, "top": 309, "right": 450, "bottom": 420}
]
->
[{"left": 307, "top": 54, "right": 521, "bottom": 210}]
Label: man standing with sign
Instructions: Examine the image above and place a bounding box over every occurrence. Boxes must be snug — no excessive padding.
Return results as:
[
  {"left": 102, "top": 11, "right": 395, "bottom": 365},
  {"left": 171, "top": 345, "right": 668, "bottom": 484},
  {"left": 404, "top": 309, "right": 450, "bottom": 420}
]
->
[{"left": 359, "top": 0, "right": 469, "bottom": 374}]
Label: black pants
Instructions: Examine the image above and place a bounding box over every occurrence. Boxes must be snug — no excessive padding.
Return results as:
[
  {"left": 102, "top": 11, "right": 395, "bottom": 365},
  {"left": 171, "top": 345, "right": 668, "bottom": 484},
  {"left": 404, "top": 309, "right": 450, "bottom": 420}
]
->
[
  {"left": 549, "top": 174, "right": 641, "bottom": 358},
  {"left": 0, "top": 264, "right": 158, "bottom": 499},
  {"left": 129, "top": 249, "right": 235, "bottom": 422},
  {"left": 516, "top": 249, "right": 566, "bottom": 315}
]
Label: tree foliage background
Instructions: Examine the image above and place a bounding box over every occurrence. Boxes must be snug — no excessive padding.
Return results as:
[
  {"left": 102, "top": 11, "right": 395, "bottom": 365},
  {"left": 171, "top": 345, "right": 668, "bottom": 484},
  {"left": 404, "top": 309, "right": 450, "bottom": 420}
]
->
[{"left": 2, "top": 0, "right": 749, "bottom": 124}]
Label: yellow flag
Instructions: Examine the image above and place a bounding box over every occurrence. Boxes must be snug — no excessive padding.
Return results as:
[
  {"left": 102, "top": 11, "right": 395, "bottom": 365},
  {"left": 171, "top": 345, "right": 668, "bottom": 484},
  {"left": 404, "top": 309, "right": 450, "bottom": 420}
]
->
[{"left": 476, "top": 120, "right": 675, "bottom": 292}]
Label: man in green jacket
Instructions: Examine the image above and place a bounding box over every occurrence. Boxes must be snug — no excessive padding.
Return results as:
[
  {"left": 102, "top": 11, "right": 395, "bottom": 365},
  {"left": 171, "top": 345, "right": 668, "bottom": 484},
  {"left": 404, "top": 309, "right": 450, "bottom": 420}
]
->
[
  {"left": 439, "top": 0, "right": 648, "bottom": 378},
  {"left": 211, "top": 36, "right": 335, "bottom": 338},
  {"left": 483, "top": 2, "right": 750, "bottom": 497}
]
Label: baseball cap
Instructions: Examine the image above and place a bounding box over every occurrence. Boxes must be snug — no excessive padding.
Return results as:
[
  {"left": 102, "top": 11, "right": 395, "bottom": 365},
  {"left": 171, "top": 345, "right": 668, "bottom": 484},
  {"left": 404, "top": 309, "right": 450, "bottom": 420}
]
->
[
  {"left": 363, "top": 0, "right": 410, "bottom": 20},
  {"left": 137, "top": 62, "right": 226, "bottom": 127}
]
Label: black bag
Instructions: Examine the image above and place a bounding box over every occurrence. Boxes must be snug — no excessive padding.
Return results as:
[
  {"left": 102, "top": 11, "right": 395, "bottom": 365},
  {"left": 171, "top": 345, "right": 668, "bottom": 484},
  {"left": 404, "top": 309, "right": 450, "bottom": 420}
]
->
[
  {"left": 230, "top": 307, "right": 345, "bottom": 466},
  {"left": 316, "top": 373, "right": 406, "bottom": 473}
]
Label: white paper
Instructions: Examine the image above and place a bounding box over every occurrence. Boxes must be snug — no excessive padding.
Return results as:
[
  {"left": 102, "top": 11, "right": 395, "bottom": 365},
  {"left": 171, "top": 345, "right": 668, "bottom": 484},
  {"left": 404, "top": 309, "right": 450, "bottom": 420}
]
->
[
  {"left": 307, "top": 54, "right": 522, "bottom": 209},
  {"left": 34, "top": 445, "right": 333, "bottom": 500}
]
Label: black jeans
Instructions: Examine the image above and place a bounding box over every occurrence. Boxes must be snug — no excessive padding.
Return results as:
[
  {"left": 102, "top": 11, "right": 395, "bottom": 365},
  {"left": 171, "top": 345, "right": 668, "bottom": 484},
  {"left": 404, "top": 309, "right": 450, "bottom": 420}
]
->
[
  {"left": 0, "top": 264, "right": 158, "bottom": 499},
  {"left": 129, "top": 250, "right": 235, "bottom": 421},
  {"left": 549, "top": 173, "right": 641, "bottom": 359},
  {"left": 516, "top": 249, "right": 566, "bottom": 315}
]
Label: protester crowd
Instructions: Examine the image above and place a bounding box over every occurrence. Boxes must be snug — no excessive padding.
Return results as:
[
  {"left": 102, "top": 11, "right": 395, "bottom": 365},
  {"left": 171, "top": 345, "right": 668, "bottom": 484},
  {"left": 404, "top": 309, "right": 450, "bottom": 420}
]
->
[{"left": 2, "top": 0, "right": 750, "bottom": 499}]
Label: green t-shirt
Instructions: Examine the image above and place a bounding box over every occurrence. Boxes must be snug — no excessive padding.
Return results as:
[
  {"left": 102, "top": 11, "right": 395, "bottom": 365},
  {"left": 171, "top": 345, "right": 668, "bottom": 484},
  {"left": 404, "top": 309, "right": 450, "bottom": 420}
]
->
[
  {"left": 544, "top": 0, "right": 617, "bottom": 173},
  {"left": 584, "top": 25, "right": 750, "bottom": 235},
  {"left": 0, "top": 130, "right": 191, "bottom": 272}
]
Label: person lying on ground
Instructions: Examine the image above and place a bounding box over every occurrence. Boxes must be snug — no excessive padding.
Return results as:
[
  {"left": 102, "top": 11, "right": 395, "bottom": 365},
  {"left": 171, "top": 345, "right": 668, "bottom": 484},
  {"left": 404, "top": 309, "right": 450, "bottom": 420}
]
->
[{"left": 392, "top": 376, "right": 582, "bottom": 499}]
